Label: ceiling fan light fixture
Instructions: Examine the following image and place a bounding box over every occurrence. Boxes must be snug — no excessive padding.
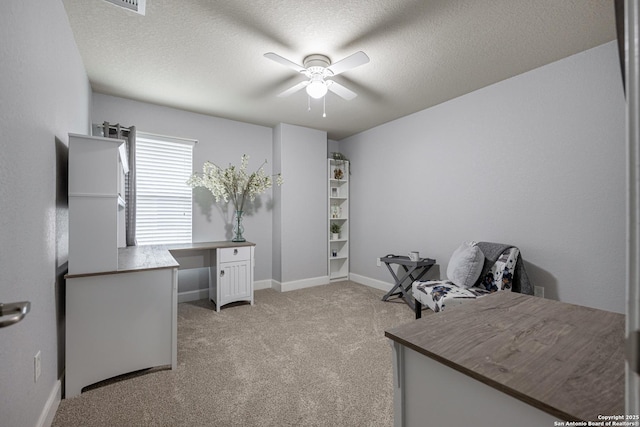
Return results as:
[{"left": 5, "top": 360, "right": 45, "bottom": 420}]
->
[
  {"left": 265, "top": 51, "right": 369, "bottom": 102},
  {"left": 306, "top": 79, "right": 327, "bottom": 99}
]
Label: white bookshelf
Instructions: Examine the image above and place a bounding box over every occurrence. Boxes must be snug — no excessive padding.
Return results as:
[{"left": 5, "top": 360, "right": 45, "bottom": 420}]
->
[
  {"left": 328, "top": 159, "right": 349, "bottom": 281},
  {"left": 68, "top": 133, "right": 128, "bottom": 275}
]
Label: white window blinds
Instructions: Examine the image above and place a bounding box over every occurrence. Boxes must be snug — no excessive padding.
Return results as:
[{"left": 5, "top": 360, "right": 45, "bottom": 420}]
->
[{"left": 135, "top": 133, "right": 194, "bottom": 245}]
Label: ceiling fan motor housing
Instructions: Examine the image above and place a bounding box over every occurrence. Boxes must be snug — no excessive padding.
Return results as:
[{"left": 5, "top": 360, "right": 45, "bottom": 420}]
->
[{"left": 303, "top": 54, "right": 333, "bottom": 77}]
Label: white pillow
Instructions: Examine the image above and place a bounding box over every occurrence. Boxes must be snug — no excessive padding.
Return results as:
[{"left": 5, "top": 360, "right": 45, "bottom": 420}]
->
[{"left": 446, "top": 242, "right": 485, "bottom": 288}]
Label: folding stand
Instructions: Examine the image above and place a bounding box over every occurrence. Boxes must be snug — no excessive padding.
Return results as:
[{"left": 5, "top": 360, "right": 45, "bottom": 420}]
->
[{"left": 380, "top": 255, "right": 436, "bottom": 310}]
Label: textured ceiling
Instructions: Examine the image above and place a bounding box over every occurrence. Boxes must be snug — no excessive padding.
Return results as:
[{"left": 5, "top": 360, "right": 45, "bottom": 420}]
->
[{"left": 62, "top": 0, "right": 616, "bottom": 140}]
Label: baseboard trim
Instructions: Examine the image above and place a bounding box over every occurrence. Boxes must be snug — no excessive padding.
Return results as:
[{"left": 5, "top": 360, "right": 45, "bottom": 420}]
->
[
  {"left": 348, "top": 273, "right": 394, "bottom": 292},
  {"left": 273, "top": 276, "right": 330, "bottom": 292},
  {"left": 179, "top": 280, "right": 272, "bottom": 303},
  {"left": 177, "top": 273, "right": 431, "bottom": 300},
  {"left": 37, "top": 378, "right": 61, "bottom": 427},
  {"left": 177, "top": 288, "right": 209, "bottom": 303},
  {"left": 254, "top": 279, "right": 272, "bottom": 291}
]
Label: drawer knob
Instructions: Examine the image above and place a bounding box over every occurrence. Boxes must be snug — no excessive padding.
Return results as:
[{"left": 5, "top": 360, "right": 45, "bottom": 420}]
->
[
  {"left": 220, "top": 270, "right": 225, "bottom": 277},
  {"left": 234, "top": 249, "right": 238, "bottom": 255}
]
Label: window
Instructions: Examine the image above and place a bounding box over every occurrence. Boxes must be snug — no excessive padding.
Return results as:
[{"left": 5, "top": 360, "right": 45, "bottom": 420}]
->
[{"left": 135, "top": 133, "right": 194, "bottom": 245}]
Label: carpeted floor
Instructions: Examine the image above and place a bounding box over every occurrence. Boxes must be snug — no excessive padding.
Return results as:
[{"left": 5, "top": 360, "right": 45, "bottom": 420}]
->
[{"left": 52, "top": 281, "right": 416, "bottom": 426}]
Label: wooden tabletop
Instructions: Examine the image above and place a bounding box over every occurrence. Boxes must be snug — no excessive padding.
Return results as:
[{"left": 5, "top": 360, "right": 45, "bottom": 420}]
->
[
  {"left": 116, "top": 245, "right": 180, "bottom": 273},
  {"left": 166, "top": 240, "right": 255, "bottom": 253},
  {"left": 65, "top": 241, "right": 257, "bottom": 278},
  {"left": 385, "top": 291, "right": 625, "bottom": 422}
]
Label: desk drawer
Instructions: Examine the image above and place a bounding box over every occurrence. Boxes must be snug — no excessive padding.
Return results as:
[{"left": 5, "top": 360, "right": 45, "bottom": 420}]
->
[{"left": 219, "top": 246, "right": 250, "bottom": 262}]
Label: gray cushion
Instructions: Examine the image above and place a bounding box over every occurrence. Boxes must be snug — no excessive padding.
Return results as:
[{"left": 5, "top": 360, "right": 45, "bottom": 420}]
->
[{"left": 446, "top": 242, "right": 485, "bottom": 288}]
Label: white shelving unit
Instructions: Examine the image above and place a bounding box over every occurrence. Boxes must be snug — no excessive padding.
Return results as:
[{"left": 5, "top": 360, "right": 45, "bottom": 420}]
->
[
  {"left": 68, "top": 133, "right": 128, "bottom": 275},
  {"left": 328, "top": 159, "right": 349, "bottom": 281}
]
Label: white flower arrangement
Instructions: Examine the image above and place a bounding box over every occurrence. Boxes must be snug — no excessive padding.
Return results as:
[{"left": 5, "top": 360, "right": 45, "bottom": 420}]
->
[{"left": 187, "top": 154, "right": 283, "bottom": 212}]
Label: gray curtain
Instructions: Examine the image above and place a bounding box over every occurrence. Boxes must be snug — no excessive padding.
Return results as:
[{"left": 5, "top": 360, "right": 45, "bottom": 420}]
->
[{"left": 102, "top": 122, "right": 137, "bottom": 246}]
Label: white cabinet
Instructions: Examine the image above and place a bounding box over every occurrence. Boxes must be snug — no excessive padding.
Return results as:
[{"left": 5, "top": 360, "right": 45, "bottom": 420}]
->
[
  {"left": 68, "top": 133, "right": 128, "bottom": 275},
  {"left": 66, "top": 265, "right": 177, "bottom": 398},
  {"left": 389, "top": 343, "right": 558, "bottom": 427},
  {"left": 210, "top": 245, "right": 254, "bottom": 312},
  {"left": 328, "top": 159, "right": 349, "bottom": 281}
]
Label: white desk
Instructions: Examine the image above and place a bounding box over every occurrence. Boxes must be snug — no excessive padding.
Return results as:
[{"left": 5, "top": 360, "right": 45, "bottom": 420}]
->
[
  {"left": 167, "top": 241, "right": 255, "bottom": 312},
  {"left": 385, "top": 292, "right": 625, "bottom": 426},
  {"left": 65, "top": 245, "right": 179, "bottom": 398},
  {"left": 64, "top": 241, "right": 256, "bottom": 398}
]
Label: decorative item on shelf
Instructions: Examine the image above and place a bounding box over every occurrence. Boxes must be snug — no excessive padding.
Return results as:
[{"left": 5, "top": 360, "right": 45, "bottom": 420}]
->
[
  {"left": 331, "top": 187, "right": 339, "bottom": 197},
  {"left": 333, "top": 168, "right": 344, "bottom": 180},
  {"left": 330, "top": 222, "right": 341, "bottom": 240},
  {"left": 188, "top": 154, "right": 283, "bottom": 242},
  {"left": 331, "top": 151, "right": 350, "bottom": 175},
  {"left": 331, "top": 203, "right": 339, "bottom": 218},
  {"left": 332, "top": 249, "right": 338, "bottom": 257}
]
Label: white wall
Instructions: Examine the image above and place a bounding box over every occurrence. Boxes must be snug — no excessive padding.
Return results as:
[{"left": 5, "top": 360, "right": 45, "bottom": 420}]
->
[
  {"left": 273, "top": 124, "right": 328, "bottom": 288},
  {"left": 272, "top": 126, "right": 283, "bottom": 282},
  {"left": 0, "top": 1, "right": 91, "bottom": 425},
  {"left": 92, "top": 94, "right": 275, "bottom": 290},
  {"left": 341, "top": 41, "right": 626, "bottom": 313},
  {"left": 328, "top": 139, "right": 340, "bottom": 157}
]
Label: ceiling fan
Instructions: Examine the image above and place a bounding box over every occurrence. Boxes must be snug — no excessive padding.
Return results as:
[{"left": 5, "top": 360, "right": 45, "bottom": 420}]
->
[{"left": 264, "top": 51, "right": 370, "bottom": 101}]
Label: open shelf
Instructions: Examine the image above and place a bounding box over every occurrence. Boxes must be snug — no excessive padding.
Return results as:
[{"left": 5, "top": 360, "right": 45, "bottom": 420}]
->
[{"left": 328, "top": 159, "right": 349, "bottom": 282}]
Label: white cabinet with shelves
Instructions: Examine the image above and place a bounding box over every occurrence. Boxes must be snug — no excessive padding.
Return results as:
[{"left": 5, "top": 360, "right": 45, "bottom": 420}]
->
[
  {"left": 66, "top": 135, "right": 178, "bottom": 398},
  {"left": 328, "top": 159, "right": 349, "bottom": 281},
  {"left": 68, "top": 133, "right": 128, "bottom": 275}
]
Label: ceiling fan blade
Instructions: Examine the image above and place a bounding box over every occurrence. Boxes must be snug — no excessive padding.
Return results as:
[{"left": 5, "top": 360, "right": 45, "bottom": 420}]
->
[
  {"left": 327, "top": 81, "right": 357, "bottom": 100},
  {"left": 326, "top": 51, "right": 370, "bottom": 76},
  {"left": 277, "top": 80, "right": 309, "bottom": 97},
  {"left": 264, "top": 52, "right": 306, "bottom": 73}
]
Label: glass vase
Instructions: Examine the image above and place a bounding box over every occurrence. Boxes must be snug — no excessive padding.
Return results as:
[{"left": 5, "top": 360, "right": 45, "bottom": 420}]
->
[{"left": 232, "top": 210, "right": 246, "bottom": 242}]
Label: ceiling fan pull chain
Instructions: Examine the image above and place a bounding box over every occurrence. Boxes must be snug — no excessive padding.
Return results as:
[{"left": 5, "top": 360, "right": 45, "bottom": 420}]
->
[
  {"left": 308, "top": 95, "right": 311, "bottom": 112},
  {"left": 323, "top": 96, "right": 327, "bottom": 118}
]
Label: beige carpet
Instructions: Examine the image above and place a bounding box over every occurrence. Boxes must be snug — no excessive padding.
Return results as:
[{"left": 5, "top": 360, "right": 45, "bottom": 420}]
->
[{"left": 52, "top": 281, "right": 416, "bottom": 427}]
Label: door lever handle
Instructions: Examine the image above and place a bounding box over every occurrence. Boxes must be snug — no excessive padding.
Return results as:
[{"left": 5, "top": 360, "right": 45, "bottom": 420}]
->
[{"left": 0, "top": 301, "right": 31, "bottom": 328}]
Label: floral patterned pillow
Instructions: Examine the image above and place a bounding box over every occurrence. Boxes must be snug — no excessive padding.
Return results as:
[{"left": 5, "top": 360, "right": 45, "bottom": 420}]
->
[
  {"left": 414, "top": 281, "right": 492, "bottom": 313},
  {"left": 477, "top": 247, "right": 520, "bottom": 293}
]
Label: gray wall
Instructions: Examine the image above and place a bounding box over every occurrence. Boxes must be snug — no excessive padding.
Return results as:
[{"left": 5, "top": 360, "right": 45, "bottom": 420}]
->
[
  {"left": 272, "top": 126, "right": 283, "bottom": 282},
  {"left": 341, "top": 41, "right": 626, "bottom": 313},
  {"left": 92, "top": 94, "right": 275, "bottom": 286},
  {"left": 93, "top": 97, "right": 332, "bottom": 292},
  {"left": 328, "top": 139, "right": 340, "bottom": 157},
  {"left": 273, "top": 124, "right": 328, "bottom": 286},
  {"left": 0, "top": 1, "right": 91, "bottom": 425}
]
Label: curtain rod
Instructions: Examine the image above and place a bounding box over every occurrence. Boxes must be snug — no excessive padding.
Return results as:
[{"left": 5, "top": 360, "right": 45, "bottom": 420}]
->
[
  {"left": 95, "top": 124, "right": 198, "bottom": 144},
  {"left": 98, "top": 122, "right": 132, "bottom": 132}
]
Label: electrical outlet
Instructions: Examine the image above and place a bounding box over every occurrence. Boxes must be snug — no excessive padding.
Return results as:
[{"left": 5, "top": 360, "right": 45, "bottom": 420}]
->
[
  {"left": 376, "top": 257, "right": 381, "bottom": 267},
  {"left": 34, "top": 351, "right": 41, "bottom": 383},
  {"left": 534, "top": 286, "right": 545, "bottom": 299}
]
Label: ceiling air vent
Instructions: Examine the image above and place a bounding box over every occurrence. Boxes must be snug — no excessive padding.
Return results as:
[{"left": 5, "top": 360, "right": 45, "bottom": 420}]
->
[{"left": 102, "top": 0, "right": 146, "bottom": 15}]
